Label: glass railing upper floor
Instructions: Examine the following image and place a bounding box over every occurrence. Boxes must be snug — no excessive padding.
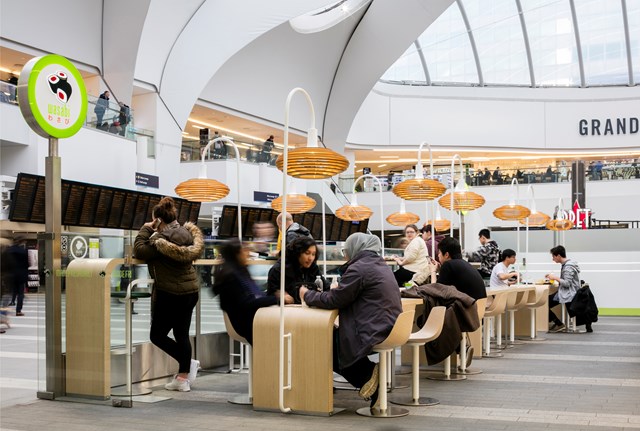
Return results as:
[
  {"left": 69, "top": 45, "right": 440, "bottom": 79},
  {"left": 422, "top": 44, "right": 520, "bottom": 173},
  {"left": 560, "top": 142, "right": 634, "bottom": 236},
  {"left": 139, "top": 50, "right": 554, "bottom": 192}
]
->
[
  {"left": 0, "top": 81, "right": 153, "bottom": 144},
  {"left": 180, "top": 135, "right": 282, "bottom": 165},
  {"left": 338, "top": 159, "right": 640, "bottom": 193}
]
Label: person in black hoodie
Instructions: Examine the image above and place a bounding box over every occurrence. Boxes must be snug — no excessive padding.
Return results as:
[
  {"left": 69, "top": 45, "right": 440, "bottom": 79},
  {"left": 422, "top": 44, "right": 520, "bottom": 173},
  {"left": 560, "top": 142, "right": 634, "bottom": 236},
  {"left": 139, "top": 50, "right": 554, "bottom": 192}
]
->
[
  {"left": 213, "top": 239, "right": 278, "bottom": 344},
  {"left": 266, "top": 236, "right": 329, "bottom": 304},
  {"left": 466, "top": 228, "right": 500, "bottom": 278}
]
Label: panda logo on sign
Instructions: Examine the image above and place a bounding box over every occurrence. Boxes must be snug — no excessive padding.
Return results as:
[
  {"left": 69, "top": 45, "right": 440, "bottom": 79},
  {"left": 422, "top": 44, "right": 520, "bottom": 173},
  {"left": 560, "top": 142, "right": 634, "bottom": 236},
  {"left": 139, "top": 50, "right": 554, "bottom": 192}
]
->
[{"left": 47, "top": 71, "right": 73, "bottom": 104}]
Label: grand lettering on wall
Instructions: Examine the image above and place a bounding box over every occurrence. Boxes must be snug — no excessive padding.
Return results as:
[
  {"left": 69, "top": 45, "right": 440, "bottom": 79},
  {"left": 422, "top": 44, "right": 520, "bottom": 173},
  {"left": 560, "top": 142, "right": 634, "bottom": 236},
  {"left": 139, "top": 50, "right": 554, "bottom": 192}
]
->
[{"left": 579, "top": 117, "right": 639, "bottom": 136}]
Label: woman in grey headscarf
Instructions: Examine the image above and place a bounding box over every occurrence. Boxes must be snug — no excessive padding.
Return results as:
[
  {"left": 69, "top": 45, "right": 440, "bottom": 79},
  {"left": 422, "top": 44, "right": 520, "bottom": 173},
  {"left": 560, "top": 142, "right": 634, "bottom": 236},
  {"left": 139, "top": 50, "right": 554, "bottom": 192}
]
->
[{"left": 301, "top": 232, "right": 402, "bottom": 409}]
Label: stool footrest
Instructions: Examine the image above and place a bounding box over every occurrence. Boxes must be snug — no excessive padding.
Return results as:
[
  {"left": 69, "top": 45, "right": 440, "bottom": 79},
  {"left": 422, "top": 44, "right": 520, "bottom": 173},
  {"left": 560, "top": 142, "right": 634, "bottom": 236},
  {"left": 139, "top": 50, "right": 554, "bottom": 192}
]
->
[
  {"left": 389, "top": 396, "right": 439, "bottom": 407},
  {"left": 356, "top": 405, "right": 409, "bottom": 418}
]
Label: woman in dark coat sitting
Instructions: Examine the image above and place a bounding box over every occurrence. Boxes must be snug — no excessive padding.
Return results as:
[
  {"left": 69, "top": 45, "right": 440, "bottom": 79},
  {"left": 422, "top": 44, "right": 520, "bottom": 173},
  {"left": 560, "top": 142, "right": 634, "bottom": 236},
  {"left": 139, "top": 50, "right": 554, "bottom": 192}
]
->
[
  {"left": 266, "top": 236, "right": 329, "bottom": 304},
  {"left": 300, "top": 232, "right": 402, "bottom": 408},
  {"left": 213, "top": 239, "right": 278, "bottom": 344}
]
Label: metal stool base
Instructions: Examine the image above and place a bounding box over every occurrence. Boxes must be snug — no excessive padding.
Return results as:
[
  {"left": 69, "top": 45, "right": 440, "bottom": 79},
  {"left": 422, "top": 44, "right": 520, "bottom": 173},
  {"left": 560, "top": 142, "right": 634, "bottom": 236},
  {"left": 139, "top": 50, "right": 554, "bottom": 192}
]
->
[
  {"left": 395, "top": 365, "right": 412, "bottom": 375},
  {"left": 452, "top": 367, "right": 483, "bottom": 375},
  {"left": 482, "top": 352, "right": 504, "bottom": 358},
  {"left": 356, "top": 405, "right": 409, "bottom": 418},
  {"left": 389, "top": 396, "right": 439, "bottom": 407},
  {"left": 517, "top": 336, "right": 547, "bottom": 342},
  {"left": 228, "top": 394, "right": 252, "bottom": 405},
  {"left": 506, "top": 340, "right": 525, "bottom": 345},
  {"left": 425, "top": 372, "right": 467, "bottom": 381}
]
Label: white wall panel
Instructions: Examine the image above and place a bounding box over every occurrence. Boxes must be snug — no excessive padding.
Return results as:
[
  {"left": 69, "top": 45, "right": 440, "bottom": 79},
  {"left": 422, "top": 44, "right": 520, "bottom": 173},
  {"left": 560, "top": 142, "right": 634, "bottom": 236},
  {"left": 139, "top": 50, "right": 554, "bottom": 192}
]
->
[
  {"left": 0, "top": 0, "right": 102, "bottom": 67},
  {"left": 349, "top": 84, "right": 640, "bottom": 151},
  {"left": 323, "top": 0, "right": 455, "bottom": 151},
  {"left": 160, "top": 0, "right": 329, "bottom": 129},
  {"left": 59, "top": 129, "right": 137, "bottom": 189},
  {"left": 102, "top": 0, "right": 151, "bottom": 105},
  {"left": 134, "top": 0, "right": 204, "bottom": 88},
  {"left": 202, "top": 4, "right": 368, "bottom": 135},
  {"left": 545, "top": 99, "right": 640, "bottom": 149}
]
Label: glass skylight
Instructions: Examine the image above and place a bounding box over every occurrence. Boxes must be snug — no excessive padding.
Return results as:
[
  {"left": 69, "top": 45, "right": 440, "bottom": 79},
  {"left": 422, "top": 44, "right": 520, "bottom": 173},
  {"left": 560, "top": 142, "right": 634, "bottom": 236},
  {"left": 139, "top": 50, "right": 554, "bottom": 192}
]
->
[{"left": 380, "top": 0, "right": 639, "bottom": 87}]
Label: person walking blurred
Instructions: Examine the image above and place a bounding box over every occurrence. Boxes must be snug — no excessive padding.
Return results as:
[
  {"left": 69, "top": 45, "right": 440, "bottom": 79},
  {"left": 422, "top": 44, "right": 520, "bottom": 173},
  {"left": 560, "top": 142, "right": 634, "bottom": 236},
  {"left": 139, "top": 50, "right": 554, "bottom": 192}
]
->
[{"left": 4, "top": 235, "right": 28, "bottom": 316}]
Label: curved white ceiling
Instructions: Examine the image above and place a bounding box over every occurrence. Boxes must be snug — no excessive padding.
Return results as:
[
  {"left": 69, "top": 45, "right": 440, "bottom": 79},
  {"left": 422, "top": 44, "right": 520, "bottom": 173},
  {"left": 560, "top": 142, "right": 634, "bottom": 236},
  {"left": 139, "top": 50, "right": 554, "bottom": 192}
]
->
[{"left": 158, "top": 0, "right": 331, "bottom": 129}]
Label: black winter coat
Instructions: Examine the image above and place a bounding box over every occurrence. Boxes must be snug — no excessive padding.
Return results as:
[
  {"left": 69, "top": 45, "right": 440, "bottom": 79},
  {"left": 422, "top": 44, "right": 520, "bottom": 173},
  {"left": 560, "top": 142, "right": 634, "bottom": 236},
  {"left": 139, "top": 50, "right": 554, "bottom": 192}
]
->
[
  {"left": 402, "top": 283, "right": 479, "bottom": 365},
  {"left": 568, "top": 285, "right": 599, "bottom": 325}
]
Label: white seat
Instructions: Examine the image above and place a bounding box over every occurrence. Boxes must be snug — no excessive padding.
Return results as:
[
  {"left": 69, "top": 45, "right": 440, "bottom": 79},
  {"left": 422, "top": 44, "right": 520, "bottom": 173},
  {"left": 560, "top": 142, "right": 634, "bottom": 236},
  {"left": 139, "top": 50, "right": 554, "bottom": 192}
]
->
[
  {"left": 356, "top": 309, "right": 415, "bottom": 418},
  {"left": 505, "top": 290, "right": 530, "bottom": 345},
  {"left": 483, "top": 291, "right": 509, "bottom": 358},
  {"left": 523, "top": 286, "right": 549, "bottom": 340},
  {"left": 389, "top": 306, "right": 446, "bottom": 407},
  {"left": 223, "top": 312, "right": 253, "bottom": 405},
  {"left": 456, "top": 297, "right": 487, "bottom": 375}
]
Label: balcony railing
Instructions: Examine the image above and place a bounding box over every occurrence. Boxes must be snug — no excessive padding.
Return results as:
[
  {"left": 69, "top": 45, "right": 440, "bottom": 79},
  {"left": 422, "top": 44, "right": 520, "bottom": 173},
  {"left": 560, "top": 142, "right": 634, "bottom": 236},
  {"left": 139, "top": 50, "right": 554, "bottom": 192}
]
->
[{"left": 339, "top": 160, "right": 640, "bottom": 193}]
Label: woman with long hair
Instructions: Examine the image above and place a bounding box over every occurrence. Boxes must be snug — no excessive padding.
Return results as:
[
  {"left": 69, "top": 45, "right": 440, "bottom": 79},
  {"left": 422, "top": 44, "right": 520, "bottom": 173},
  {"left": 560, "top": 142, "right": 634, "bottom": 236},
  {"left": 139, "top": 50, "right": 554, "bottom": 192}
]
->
[
  {"left": 134, "top": 197, "right": 204, "bottom": 392},
  {"left": 266, "top": 236, "right": 329, "bottom": 304},
  {"left": 212, "top": 239, "right": 278, "bottom": 344}
]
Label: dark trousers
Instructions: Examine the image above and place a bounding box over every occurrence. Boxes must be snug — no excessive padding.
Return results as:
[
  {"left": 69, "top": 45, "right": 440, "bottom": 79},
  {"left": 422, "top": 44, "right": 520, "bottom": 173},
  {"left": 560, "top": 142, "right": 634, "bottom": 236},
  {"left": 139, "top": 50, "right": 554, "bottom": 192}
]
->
[
  {"left": 150, "top": 289, "right": 199, "bottom": 373},
  {"left": 333, "top": 329, "right": 376, "bottom": 389},
  {"left": 11, "top": 281, "right": 25, "bottom": 313},
  {"left": 548, "top": 294, "right": 562, "bottom": 324},
  {"left": 393, "top": 267, "right": 415, "bottom": 287}
]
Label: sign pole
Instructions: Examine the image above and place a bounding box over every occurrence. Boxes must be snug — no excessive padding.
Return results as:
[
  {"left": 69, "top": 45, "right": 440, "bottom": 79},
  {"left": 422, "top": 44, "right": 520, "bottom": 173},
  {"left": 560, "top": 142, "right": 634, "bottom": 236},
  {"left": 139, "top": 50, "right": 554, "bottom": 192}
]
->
[
  {"left": 39, "top": 137, "right": 64, "bottom": 398},
  {"left": 17, "top": 54, "right": 87, "bottom": 400}
]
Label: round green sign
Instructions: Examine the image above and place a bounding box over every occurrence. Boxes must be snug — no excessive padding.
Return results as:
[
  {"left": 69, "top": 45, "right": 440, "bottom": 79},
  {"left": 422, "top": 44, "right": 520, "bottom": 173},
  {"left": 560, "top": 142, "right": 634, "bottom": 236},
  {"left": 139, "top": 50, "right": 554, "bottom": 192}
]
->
[{"left": 18, "top": 54, "right": 88, "bottom": 139}]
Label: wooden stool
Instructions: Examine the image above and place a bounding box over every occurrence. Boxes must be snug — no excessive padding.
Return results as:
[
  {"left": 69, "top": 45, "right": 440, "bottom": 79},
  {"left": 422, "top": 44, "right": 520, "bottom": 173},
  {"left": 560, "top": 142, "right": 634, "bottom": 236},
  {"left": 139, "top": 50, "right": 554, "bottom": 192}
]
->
[
  {"left": 356, "top": 309, "right": 415, "bottom": 418},
  {"left": 455, "top": 297, "right": 487, "bottom": 375},
  {"left": 483, "top": 291, "right": 508, "bottom": 358},
  {"left": 223, "top": 312, "right": 253, "bottom": 405},
  {"left": 505, "top": 290, "right": 529, "bottom": 346},
  {"left": 389, "top": 306, "right": 445, "bottom": 407},
  {"left": 520, "top": 285, "right": 548, "bottom": 341}
]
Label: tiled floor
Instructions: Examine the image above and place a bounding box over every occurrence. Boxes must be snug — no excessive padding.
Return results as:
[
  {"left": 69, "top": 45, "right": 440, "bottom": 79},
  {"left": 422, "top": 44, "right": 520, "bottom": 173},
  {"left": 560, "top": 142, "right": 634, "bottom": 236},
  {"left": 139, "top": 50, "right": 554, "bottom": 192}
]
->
[{"left": 1, "top": 301, "right": 639, "bottom": 430}]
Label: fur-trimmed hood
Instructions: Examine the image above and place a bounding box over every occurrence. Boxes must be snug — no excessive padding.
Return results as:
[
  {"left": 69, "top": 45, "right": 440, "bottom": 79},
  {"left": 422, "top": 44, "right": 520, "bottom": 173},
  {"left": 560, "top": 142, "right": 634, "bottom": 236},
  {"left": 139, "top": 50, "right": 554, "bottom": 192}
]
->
[{"left": 152, "top": 222, "right": 204, "bottom": 262}]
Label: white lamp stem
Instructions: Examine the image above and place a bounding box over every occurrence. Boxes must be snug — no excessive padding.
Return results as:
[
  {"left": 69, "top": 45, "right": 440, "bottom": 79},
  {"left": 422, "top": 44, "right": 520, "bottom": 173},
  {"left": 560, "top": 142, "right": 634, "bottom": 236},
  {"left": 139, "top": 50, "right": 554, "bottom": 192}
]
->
[
  {"left": 353, "top": 174, "right": 385, "bottom": 256},
  {"left": 204, "top": 137, "right": 242, "bottom": 240}
]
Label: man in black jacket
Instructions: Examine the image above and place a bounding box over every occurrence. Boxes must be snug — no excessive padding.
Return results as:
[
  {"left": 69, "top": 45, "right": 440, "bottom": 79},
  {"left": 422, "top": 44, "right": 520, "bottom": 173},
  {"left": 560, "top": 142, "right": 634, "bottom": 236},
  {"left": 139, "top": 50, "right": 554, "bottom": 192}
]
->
[{"left": 437, "top": 237, "right": 487, "bottom": 301}]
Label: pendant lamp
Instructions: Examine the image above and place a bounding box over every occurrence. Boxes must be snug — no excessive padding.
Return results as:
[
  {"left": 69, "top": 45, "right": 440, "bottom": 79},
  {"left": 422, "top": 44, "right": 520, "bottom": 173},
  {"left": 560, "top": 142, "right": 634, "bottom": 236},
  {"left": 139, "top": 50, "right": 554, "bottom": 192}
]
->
[{"left": 386, "top": 200, "right": 419, "bottom": 226}]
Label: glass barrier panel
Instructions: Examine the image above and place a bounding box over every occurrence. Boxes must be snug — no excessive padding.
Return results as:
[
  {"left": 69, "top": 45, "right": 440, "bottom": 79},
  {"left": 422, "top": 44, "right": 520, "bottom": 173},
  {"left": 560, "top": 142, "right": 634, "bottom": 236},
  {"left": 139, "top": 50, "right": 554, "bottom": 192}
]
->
[{"left": 0, "top": 81, "right": 18, "bottom": 104}]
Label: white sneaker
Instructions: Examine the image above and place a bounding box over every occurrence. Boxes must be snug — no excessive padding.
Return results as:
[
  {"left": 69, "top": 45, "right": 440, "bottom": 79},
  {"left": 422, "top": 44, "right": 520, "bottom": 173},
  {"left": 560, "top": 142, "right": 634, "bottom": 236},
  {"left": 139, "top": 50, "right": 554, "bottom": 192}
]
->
[
  {"left": 188, "top": 359, "right": 200, "bottom": 383},
  {"left": 165, "top": 375, "right": 190, "bottom": 392}
]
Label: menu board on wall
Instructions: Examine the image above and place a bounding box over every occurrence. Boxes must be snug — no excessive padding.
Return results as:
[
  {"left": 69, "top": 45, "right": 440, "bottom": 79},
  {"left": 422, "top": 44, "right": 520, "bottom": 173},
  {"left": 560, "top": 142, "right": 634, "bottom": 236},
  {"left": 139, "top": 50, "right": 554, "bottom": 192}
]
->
[
  {"left": 7, "top": 174, "right": 39, "bottom": 222},
  {"left": 8, "top": 173, "right": 201, "bottom": 230},
  {"left": 107, "top": 190, "right": 126, "bottom": 228},
  {"left": 120, "top": 192, "right": 138, "bottom": 229}
]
